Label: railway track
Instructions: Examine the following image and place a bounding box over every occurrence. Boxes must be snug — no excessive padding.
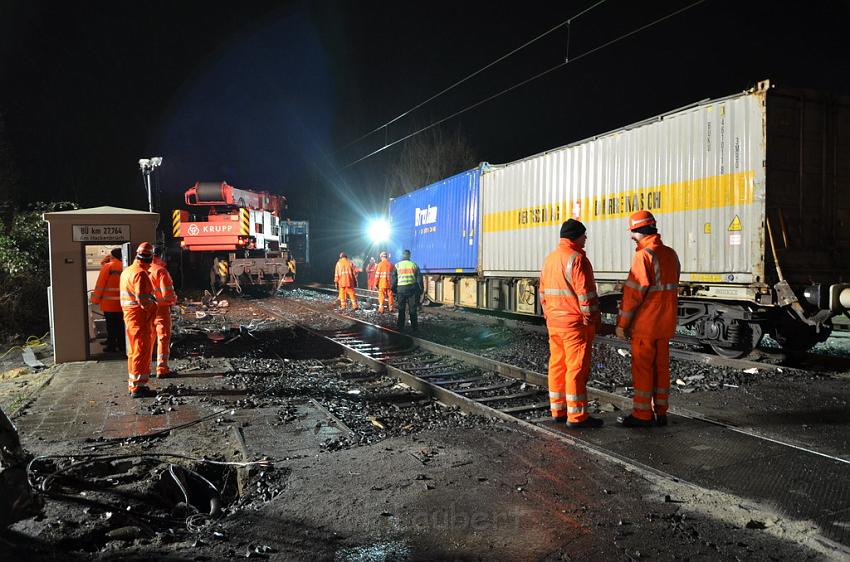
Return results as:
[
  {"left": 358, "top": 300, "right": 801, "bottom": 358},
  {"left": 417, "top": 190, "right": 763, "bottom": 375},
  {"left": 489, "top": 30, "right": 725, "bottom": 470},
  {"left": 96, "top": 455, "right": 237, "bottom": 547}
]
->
[
  {"left": 266, "top": 296, "right": 847, "bottom": 460},
  {"left": 257, "top": 295, "right": 850, "bottom": 552},
  {"left": 301, "top": 284, "right": 842, "bottom": 372}
]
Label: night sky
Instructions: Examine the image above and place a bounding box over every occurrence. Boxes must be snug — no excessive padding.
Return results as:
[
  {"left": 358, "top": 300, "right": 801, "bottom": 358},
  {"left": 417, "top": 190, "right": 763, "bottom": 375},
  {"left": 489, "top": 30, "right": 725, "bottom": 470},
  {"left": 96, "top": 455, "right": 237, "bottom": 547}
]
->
[{"left": 1, "top": 0, "right": 849, "bottom": 271}]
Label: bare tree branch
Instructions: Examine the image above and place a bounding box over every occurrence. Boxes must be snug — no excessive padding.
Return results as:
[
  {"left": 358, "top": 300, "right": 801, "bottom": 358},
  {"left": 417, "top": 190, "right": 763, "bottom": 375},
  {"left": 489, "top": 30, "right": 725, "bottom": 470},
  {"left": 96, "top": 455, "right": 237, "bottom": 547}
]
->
[{"left": 383, "top": 124, "right": 478, "bottom": 198}]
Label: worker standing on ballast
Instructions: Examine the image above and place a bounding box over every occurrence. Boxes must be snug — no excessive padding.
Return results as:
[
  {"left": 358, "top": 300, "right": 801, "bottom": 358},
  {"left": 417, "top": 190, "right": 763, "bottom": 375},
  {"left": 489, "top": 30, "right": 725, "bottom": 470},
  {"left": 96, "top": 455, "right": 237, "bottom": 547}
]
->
[
  {"left": 366, "top": 257, "right": 377, "bottom": 291},
  {"left": 539, "top": 219, "right": 603, "bottom": 428},
  {"left": 149, "top": 246, "right": 177, "bottom": 378},
  {"left": 374, "top": 251, "right": 395, "bottom": 313},
  {"left": 91, "top": 248, "right": 124, "bottom": 353},
  {"left": 392, "top": 249, "right": 422, "bottom": 331},
  {"left": 334, "top": 251, "right": 359, "bottom": 310},
  {"left": 120, "top": 242, "right": 158, "bottom": 398},
  {"left": 615, "top": 211, "right": 681, "bottom": 428}
]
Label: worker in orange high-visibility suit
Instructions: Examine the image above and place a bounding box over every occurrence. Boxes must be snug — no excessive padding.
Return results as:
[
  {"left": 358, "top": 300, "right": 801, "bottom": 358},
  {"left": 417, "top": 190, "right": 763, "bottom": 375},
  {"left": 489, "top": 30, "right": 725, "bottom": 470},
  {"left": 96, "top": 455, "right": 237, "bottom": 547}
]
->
[
  {"left": 92, "top": 248, "right": 124, "bottom": 352},
  {"left": 539, "top": 219, "right": 604, "bottom": 428},
  {"left": 334, "top": 252, "right": 359, "bottom": 310},
  {"left": 374, "top": 251, "right": 395, "bottom": 313},
  {"left": 120, "top": 242, "right": 158, "bottom": 398},
  {"left": 616, "top": 210, "right": 681, "bottom": 428},
  {"left": 366, "top": 257, "right": 378, "bottom": 291},
  {"left": 149, "top": 246, "right": 177, "bottom": 377}
]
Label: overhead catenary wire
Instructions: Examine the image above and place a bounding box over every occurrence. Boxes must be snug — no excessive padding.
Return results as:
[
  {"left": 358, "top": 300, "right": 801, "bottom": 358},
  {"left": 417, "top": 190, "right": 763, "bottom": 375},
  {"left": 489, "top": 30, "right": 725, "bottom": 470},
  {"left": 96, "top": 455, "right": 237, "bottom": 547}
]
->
[
  {"left": 339, "top": 0, "right": 608, "bottom": 151},
  {"left": 343, "top": 0, "right": 707, "bottom": 169}
]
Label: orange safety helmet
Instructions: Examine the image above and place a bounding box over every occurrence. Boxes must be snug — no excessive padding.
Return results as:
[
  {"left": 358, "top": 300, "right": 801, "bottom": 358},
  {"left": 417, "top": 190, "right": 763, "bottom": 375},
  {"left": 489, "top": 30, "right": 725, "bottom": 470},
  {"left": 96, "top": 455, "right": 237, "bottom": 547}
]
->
[
  {"left": 379, "top": 251, "right": 388, "bottom": 259},
  {"left": 136, "top": 242, "right": 154, "bottom": 260},
  {"left": 628, "top": 210, "right": 656, "bottom": 231}
]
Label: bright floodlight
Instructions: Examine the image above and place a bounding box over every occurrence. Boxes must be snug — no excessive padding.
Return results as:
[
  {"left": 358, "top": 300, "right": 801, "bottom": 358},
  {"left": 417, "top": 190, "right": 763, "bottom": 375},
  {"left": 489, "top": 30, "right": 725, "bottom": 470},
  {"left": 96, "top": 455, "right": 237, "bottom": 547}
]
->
[{"left": 367, "top": 218, "right": 391, "bottom": 243}]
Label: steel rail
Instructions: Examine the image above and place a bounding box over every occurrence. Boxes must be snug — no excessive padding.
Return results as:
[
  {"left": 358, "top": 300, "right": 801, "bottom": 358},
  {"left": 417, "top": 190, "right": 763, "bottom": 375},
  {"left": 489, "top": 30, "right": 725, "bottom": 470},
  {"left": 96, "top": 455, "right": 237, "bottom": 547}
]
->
[
  {"left": 305, "top": 283, "right": 827, "bottom": 372},
  {"left": 263, "top": 296, "right": 850, "bottom": 466}
]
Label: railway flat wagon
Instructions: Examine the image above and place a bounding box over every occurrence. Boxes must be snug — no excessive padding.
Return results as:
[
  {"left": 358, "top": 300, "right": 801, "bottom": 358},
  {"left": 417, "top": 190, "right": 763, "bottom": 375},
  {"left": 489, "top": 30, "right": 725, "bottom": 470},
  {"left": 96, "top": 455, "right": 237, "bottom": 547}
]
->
[{"left": 420, "top": 81, "right": 850, "bottom": 356}]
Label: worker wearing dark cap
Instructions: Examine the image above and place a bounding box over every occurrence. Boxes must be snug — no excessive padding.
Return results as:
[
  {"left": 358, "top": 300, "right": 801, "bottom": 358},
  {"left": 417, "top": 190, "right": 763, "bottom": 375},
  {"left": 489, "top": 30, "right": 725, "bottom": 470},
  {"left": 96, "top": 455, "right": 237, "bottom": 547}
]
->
[
  {"left": 92, "top": 248, "right": 124, "bottom": 352},
  {"left": 119, "top": 242, "right": 158, "bottom": 398},
  {"left": 538, "top": 219, "right": 603, "bottom": 428}
]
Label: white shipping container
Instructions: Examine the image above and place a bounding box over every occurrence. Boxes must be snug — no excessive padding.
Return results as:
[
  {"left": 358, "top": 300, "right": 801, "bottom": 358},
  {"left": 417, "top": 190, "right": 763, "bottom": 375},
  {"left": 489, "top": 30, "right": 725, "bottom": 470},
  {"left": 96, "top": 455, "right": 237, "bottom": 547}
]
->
[{"left": 481, "top": 86, "right": 767, "bottom": 286}]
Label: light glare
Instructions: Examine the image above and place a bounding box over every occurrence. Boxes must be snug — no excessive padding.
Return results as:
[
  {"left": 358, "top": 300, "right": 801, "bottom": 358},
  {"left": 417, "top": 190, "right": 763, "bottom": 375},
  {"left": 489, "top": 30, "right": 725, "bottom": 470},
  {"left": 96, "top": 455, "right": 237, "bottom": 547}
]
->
[{"left": 368, "top": 219, "right": 391, "bottom": 243}]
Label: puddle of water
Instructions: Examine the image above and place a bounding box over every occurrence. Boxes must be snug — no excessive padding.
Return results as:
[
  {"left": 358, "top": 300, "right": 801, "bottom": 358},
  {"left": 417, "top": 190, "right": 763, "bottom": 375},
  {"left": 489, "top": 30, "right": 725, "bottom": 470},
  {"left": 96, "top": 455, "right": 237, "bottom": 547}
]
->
[{"left": 335, "top": 540, "right": 411, "bottom": 562}]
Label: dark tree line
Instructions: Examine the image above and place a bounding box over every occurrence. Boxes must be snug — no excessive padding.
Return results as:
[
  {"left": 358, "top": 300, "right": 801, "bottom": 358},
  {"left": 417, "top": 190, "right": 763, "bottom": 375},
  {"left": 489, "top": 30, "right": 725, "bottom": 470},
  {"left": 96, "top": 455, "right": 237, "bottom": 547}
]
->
[{"left": 0, "top": 112, "right": 77, "bottom": 341}]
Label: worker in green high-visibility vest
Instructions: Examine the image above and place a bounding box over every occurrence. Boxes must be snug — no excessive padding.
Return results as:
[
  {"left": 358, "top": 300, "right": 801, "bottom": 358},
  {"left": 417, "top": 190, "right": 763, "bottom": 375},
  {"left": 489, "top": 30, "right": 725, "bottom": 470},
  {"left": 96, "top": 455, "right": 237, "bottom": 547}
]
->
[{"left": 391, "top": 249, "right": 423, "bottom": 332}]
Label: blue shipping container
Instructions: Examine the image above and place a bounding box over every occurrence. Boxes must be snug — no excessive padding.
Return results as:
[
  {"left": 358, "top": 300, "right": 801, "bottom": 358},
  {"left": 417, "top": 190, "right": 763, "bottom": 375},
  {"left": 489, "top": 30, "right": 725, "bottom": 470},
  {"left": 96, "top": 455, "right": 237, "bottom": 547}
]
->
[{"left": 388, "top": 168, "right": 481, "bottom": 273}]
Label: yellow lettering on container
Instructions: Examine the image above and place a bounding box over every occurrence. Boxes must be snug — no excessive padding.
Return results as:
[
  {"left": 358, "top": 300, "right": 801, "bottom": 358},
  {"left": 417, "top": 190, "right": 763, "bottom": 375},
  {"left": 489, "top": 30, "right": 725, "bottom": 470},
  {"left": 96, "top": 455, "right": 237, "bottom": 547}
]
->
[{"left": 482, "top": 171, "right": 755, "bottom": 233}]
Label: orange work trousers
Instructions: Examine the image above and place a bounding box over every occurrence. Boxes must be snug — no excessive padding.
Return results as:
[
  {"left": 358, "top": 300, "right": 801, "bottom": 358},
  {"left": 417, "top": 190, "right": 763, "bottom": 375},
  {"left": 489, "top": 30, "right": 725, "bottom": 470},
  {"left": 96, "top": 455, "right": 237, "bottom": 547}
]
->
[
  {"left": 547, "top": 324, "right": 595, "bottom": 423},
  {"left": 630, "top": 337, "right": 670, "bottom": 421},
  {"left": 151, "top": 306, "right": 172, "bottom": 375},
  {"left": 123, "top": 307, "right": 154, "bottom": 393},
  {"left": 377, "top": 289, "right": 394, "bottom": 312},
  {"left": 338, "top": 287, "right": 358, "bottom": 309}
]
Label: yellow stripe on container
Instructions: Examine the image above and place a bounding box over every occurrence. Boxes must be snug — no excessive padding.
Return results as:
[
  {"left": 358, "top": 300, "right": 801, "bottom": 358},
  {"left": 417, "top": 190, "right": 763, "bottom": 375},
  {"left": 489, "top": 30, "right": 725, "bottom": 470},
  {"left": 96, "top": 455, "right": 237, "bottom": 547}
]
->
[{"left": 482, "top": 171, "right": 755, "bottom": 233}]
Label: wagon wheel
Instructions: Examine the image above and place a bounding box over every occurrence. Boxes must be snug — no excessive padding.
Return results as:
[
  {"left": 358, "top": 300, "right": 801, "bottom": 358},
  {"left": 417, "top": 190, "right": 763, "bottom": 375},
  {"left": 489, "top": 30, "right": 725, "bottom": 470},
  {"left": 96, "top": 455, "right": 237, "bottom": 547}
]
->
[{"left": 708, "top": 320, "right": 764, "bottom": 359}]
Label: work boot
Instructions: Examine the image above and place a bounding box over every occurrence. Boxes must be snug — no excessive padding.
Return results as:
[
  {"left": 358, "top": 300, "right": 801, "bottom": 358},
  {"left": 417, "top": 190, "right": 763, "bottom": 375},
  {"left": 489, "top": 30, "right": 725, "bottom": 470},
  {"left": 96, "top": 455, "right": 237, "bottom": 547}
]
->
[
  {"left": 567, "top": 416, "right": 604, "bottom": 428},
  {"left": 129, "top": 386, "right": 157, "bottom": 399},
  {"left": 654, "top": 414, "right": 668, "bottom": 427},
  {"left": 617, "top": 414, "right": 652, "bottom": 428},
  {"left": 550, "top": 417, "right": 567, "bottom": 424},
  {"left": 154, "top": 371, "right": 171, "bottom": 379}
]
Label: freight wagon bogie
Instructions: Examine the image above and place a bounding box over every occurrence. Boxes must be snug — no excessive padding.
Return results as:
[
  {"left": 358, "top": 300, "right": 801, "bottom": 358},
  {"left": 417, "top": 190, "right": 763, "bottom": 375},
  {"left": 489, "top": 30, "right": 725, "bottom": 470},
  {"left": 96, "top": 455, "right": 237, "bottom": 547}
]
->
[{"left": 677, "top": 300, "right": 767, "bottom": 358}]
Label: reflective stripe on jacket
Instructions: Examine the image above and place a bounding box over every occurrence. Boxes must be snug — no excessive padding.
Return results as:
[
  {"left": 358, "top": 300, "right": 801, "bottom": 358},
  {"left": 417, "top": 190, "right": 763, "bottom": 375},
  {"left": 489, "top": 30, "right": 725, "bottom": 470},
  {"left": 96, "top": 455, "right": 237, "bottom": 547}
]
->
[
  {"left": 92, "top": 258, "right": 123, "bottom": 313},
  {"left": 395, "top": 260, "right": 419, "bottom": 287},
  {"left": 539, "top": 239, "right": 600, "bottom": 329},
  {"left": 149, "top": 262, "right": 177, "bottom": 307},
  {"left": 374, "top": 259, "right": 395, "bottom": 289},
  {"left": 120, "top": 261, "right": 158, "bottom": 312},
  {"left": 334, "top": 258, "right": 357, "bottom": 288},
  {"left": 617, "top": 234, "right": 680, "bottom": 339}
]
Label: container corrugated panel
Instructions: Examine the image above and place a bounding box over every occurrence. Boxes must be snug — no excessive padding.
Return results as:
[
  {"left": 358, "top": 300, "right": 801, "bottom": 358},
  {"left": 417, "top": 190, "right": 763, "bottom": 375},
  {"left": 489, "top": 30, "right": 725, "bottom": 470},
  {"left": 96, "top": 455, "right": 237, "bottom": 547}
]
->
[
  {"left": 389, "top": 168, "right": 480, "bottom": 273},
  {"left": 481, "top": 89, "right": 767, "bottom": 284}
]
